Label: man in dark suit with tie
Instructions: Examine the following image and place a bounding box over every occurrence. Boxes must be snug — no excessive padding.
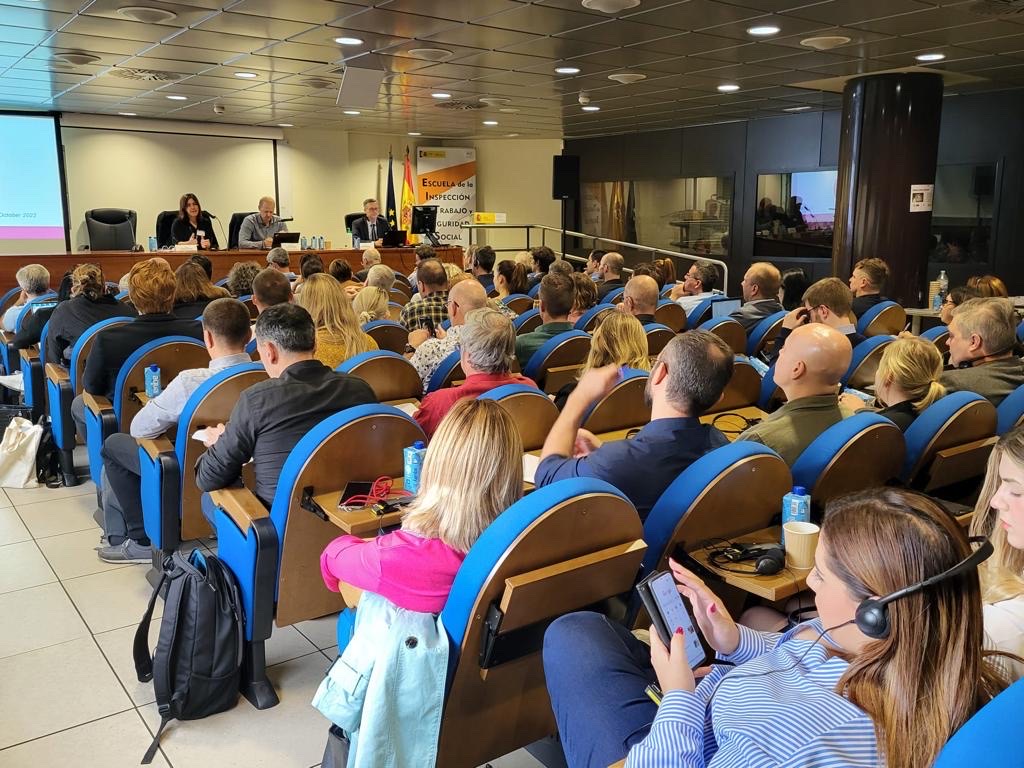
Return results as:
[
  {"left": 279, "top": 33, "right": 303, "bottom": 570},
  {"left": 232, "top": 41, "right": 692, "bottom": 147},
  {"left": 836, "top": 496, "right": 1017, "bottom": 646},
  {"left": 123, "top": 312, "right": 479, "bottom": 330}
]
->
[{"left": 351, "top": 198, "right": 391, "bottom": 247}]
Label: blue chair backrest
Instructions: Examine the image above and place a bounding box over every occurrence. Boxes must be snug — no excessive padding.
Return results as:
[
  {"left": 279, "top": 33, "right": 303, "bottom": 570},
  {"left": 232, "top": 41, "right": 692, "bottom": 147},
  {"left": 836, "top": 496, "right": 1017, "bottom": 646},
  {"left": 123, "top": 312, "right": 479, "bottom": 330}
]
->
[
  {"left": 901, "top": 391, "right": 988, "bottom": 480},
  {"left": 697, "top": 316, "right": 734, "bottom": 333},
  {"left": 68, "top": 316, "right": 135, "bottom": 392},
  {"left": 501, "top": 293, "right": 532, "bottom": 306},
  {"left": 574, "top": 303, "right": 614, "bottom": 331},
  {"left": 997, "top": 384, "right": 1024, "bottom": 435},
  {"left": 580, "top": 368, "right": 649, "bottom": 424},
  {"left": 842, "top": 334, "right": 894, "bottom": 387},
  {"left": 245, "top": 337, "right": 257, "bottom": 355},
  {"left": 237, "top": 293, "right": 252, "bottom": 302},
  {"left": 747, "top": 310, "right": 786, "bottom": 356},
  {"left": 215, "top": 277, "right": 229, "bottom": 288},
  {"left": 933, "top": 678, "right": 1024, "bottom": 767},
  {"left": 790, "top": 411, "right": 895, "bottom": 492},
  {"left": 112, "top": 336, "right": 205, "bottom": 424},
  {"left": 686, "top": 295, "right": 725, "bottom": 328},
  {"left": 0, "top": 286, "right": 19, "bottom": 311},
  {"left": 1018, "top": 319, "right": 1024, "bottom": 344},
  {"left": 758, "top": 361, "right": 779, "bottom": 410},
  {"left": 856, "top": 300, "right": 900, "bottom": 335},
  {"left": 441, "top": 318, "right": 452, "bottom": 331},
  {"left": 523, "top": 329, "right": 590, "bottom": 382},
  {"left": 527, "top": 282, "right": 542, "bottom": 298},
  {"left": 604, "top": 287, "right": 625, "bottom": 304},
  {"left": 172, "top": 363, "right": 265, "bottom": 462},
  {"left": 644, "top": 322, "right": 673, "bottom": 334},
  {"left": 116, "top": 289, "right": 129, "bottom": 301},
  {"left": 922, "top": 324, "right": 949, "bottom": 342},
  {"left": 14, "top": 292, "right": 57, "bottom": 333},
  {"left": 24, "top": 320, "right": 50, "bottom": 410},
  {"left": 478, "top": 382, "right": 547, "bottom": 403},
  {"left": 363, "top": 319, "right": 406, "bottom": 333},
  {"left": 427, "top": 349, "right": 462, "bottom": 393},
  {"left": 513, "top": 308, "right": 540, "bottom": 331}
]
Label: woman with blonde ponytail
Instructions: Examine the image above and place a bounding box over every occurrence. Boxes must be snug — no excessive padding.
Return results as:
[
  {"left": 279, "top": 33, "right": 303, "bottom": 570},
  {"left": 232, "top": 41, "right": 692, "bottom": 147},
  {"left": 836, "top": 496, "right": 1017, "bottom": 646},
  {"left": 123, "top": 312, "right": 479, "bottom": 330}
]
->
[
  {"left": 970, "top": 425, "right": 1024, "bottom": 678},
  {"left": 844, "top": 336, "right": 945, "bottom": 430}
]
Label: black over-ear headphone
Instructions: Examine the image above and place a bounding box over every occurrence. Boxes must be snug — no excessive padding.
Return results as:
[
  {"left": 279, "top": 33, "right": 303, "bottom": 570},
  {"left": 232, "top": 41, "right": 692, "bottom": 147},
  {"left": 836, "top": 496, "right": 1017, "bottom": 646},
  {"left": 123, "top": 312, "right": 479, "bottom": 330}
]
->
[{"left": 854, "top": 536, "right": 993, "bottom": 639}]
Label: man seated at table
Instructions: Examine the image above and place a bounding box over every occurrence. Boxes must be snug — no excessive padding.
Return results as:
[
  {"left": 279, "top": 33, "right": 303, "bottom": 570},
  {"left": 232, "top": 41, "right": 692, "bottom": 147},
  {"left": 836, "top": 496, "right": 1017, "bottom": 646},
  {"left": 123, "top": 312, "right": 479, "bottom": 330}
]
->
[
  {"left": 72, "top": 258, "right": 204, "bottom": 439},
  {"left": 535, "top": 331, "right": 733, "bottom": 520},
  {"left": 669, "top": 260, "right": 722, "bottom": 314},
  {"left": 351, "top": 198, "right": 391, "bottom": 248},
  {"left": 414, "top": 309, "right": 536, "bottom": 438},
  {"left": 770, "top": 277, "right": 865, "bottom": 362},
  {"left": 409, "top": 279, "right": 488, "bottom": 390},
  {"left": 2, "top": 264, "right": 51, "bottom": 332},
  {"left": 619, "top": 274, "right": 659, "bottom": 325},
  {"left": 738, "top": 323, "right": 853, "bottom": 465},
  {"left": 399, "top": 258, "right": 449, "bottom": 332},
  {"left": 96, "top": 298, "right": 254, "bottom": 563},
  {"left": 596, "top": 252, "right": 626, "bottom": 301},
  {"left": 196, "top": 303, "right": 377, "bottom": 507},
  {"left": 238, "top": 196, "right": 287, "bottom": 250},
  {"left": 730, "top": 262, "right": 784, "bottom": 333},
  {"left": 515, "top": 272, "right": 575, "bottom": 370},
  {"left": 941, "top": 297, "right": 1024, "bottom": 406},
  {"left": 849, "top": 257, "right": 890, "bottom": 319}
]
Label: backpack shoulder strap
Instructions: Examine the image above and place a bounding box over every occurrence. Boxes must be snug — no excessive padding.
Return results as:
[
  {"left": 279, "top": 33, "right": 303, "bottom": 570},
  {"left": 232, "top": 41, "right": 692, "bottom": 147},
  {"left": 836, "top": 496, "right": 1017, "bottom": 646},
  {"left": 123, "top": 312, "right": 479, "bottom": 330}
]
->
[{"left": 133, "top": 569, "right": 168, "bottom": 683}]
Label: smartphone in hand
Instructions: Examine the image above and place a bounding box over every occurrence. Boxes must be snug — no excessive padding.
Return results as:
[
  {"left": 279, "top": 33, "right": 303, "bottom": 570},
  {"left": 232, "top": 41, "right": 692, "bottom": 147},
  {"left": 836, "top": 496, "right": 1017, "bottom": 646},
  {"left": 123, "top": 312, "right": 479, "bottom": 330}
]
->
[
  {"left": 421, "top": 317, "right": 436, "bottom": 337},
  {"left": 636, "top": 570, "right": 708, "bottom": 668}
]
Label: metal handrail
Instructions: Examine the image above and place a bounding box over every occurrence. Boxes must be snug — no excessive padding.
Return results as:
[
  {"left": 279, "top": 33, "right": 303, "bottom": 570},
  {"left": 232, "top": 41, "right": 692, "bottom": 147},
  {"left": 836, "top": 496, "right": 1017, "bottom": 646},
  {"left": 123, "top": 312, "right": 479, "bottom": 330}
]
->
[{"left": 461, "top": 223, "right": 729, "bottom": 287}]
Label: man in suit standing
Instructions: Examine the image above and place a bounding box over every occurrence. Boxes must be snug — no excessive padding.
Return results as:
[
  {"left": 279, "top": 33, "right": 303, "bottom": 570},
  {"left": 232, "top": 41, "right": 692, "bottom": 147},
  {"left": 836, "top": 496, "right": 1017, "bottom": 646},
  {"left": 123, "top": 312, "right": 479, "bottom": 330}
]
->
[{"left": 351, "top": 198, "right": 391, "bottom": 247}]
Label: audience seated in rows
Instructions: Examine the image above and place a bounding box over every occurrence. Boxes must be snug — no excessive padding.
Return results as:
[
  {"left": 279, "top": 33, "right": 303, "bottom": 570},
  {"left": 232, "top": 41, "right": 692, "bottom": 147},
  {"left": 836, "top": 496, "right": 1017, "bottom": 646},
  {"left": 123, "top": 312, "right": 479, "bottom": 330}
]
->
[
  {"left": 494, "top": 259, "right": 530, "bottom": 298},
  {"left": 543, "top": 488, "right": 1013, "bottom": 767},
  {"left": 514, "top": 272, "right": 575, "bottom": 369},
  {"left": 942, "top": 297, "right": 1024, "bottom": 406},
  {"left": 552, "top": 312, "right": 652, "bottom": 411},
  {"left": 596, "top": 252, "right": 626, "bottom": 301},
  {"left": 355, "top": 247, "right": 381, "bottom": 283},
  {"left": 536, "top": 330, "right": 732, "bottom": 520},
  {"left": 351, "top": 265, "right": 393, "bottom": 323},
  {"left": 2, "top": 264, "right": 50, "bottom": 332},
  {"left": 731, "top": 262, "right": 784, "bottom": 333},
  {"left": 670, "top": 260, "right": 721, "bottom": 313},
  {"left": 97, "top": 298, "right": 253, "bottom": 563},
  {"left": 414, "top": 309, "right": 536, "bottom": 438},
  {"left": 620, "top": 274, "right": 659, "bottom": 324},
  {"left": 171, "top": 261, "right": 230, "bottom": 319},
  {"left": 841, "top": 336, "right": 946, "bottom": 431},
  {"left": 739, "top": 323, "right": 852, "bottom": 465},
  {"left": 8, "top": 272, "right": 69, "bottom": 365},
  {"left": 327, "top": 259, "right": 359, "bottom": 293},
  {"left": 549, "top": 260, "right": 574, "bottom": 279},
  {"left": 567, "top": 272, "right": 598, "bottom": 325},
  {"left": 292, "top": 253, "right": 325, "bottom": 295},
  {"left": 46, "top": 263, "right": 135, "bottom": 365},
  {"left": 471, "top": 245, "right": 496, "bottom": 293},
  {"left": 778, "top": 267, "right": 810, "bottom": 311},
  {"left": 772, "top": 277, "right": 865, "bottom": 362},
  {"left": 585, "top": 249, "right": 605, "bottom": 282},
  {"left": 409, "top": 279, "right": 488, "bottom": 390},
  {"left": 265, "top": 247, "right": 295, "bottom": 279},
  {"left": 849, "top": 257, "right": 890, "bottom": 318},
  {"left": 969, "top": 274, "right": 1009, "bottom": 298},
  {"left": 528, "top": 245, "right": 556, "bottom": 289},
  {"left": 251, "top": 268, "right": 293, "bottom": 314},
  {"left": 195, "top": 303, "right": 377, "bottom": 507},
  {"left": 296, "top": 273, "right": 376, "bottom": 369},
  {"left": 399, "top": 259, "right": 449, "bottom": 332},
  {"left": 406, "top": 243, "right": 436, "bottom": 289},
  {"left": 226, "top": 260, "right": 261, "bottom": 297}
]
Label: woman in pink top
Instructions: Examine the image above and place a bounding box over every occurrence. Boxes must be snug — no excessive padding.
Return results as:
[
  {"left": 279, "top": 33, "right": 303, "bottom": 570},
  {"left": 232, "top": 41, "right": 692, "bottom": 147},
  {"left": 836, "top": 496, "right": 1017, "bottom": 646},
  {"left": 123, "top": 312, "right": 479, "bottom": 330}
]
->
[{"left": 320, "top": 398, "right": 524, "bottom": 613}]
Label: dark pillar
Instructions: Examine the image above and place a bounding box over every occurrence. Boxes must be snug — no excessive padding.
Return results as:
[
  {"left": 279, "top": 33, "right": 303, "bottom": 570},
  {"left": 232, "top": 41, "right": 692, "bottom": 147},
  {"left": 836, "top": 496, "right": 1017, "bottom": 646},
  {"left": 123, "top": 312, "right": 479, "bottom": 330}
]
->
[{"left": 832, "top": 73, "right": 944, "bottom": 307}]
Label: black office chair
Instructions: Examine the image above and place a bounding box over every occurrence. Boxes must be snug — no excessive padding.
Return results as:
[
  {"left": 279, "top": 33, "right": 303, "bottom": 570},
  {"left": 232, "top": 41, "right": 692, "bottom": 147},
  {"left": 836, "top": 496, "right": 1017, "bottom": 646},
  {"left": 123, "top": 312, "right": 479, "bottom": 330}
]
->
[
  {"left": 344, "top": 211, "right": 363, "bottom": 233},
  {"left": 84, "top": 208, "right": 137, "bottom": 251},
  {"left": 155, "top": 210, "right": 177, "bottom": 248},
  {"left": 228, "top": 211, "right": 256, "bottom": 250}
]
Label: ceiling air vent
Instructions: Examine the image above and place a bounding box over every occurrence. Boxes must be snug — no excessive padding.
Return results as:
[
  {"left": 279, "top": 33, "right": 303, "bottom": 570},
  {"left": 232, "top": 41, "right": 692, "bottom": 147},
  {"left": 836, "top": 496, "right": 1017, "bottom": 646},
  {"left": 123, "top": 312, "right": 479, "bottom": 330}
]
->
[
  {"left": 52, "top": 52, "right": 101, "bottom": 66},
  {"left": 437, "top": 101, "right": 485, "bottom": 110},
  {"left": 108, "top": 67, "right": 181, "bottom": 81},
  {"left": 303, "top": 77, "right": 337, "bottom": 89},
  {"left": 116, "top": 6, "right": 178, "bottom": 24},
  {"left": 967, "top": 0, "right": 1024, "bottom": 15}
]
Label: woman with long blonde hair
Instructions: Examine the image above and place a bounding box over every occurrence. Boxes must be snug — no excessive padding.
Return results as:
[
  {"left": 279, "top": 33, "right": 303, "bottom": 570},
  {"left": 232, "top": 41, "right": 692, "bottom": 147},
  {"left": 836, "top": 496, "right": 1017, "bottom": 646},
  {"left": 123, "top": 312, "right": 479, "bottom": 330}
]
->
[
  {"left": 297, "top": 273, "right": 377, "bottom": 368},
  {"left": 553, "top": 312, "right": 651, "bottom": 410},
  {"left": 970, "top": 425, "right": 1024, "bottom": 677}
]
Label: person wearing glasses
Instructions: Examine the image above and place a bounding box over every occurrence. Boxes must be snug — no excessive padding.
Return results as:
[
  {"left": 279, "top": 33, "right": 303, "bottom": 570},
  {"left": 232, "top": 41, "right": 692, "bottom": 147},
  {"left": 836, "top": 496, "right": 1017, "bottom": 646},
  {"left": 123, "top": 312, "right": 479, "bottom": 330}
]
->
[
  {"left": 940, "top": 285, "right": 981, "bottom": 326},
  {"left": 770, "top": 277, "right": 866, "bottom": 363},
  {"left": 669, "top": 260, "right": 721, "bottom": 314}
]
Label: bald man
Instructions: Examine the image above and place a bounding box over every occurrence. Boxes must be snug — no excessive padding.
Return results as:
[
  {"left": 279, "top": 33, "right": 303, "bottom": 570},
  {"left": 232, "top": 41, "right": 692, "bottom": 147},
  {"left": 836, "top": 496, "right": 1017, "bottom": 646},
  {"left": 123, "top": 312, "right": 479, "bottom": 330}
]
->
[
  {"left": 620, "top": 274, "right": 659, "bottom": 324},
  {"left": 408, "top": 278, "right": 489, "bottom": 389},
  {"left": 738, "top": 323, "right": 853, "bottom": 465},
  {"left": 731, "top": 262, "right": 783, "bottom": 333},
  {"left": 238, "top": 196, "right": 288, "bottom": 249},
  {"left": 597, "top": 252, "right": 626, "bottom": 300}
]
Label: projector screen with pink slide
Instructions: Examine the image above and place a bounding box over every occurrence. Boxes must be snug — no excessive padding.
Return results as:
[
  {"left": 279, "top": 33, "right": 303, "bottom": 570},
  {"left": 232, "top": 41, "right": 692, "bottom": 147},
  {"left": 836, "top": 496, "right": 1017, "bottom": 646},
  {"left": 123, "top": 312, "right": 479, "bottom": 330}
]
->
[{"left": 0, "top": 114, "right": 68, "bottom": 254}]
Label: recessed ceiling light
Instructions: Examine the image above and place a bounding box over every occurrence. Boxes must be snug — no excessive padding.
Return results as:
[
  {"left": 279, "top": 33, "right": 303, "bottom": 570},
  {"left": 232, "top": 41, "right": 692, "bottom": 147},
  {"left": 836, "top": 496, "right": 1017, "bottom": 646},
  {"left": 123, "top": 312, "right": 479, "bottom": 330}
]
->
[
  {"left": 334, "top": 36, "right": 363, "bottom": 46},
  {"left": 117, "top": 6, "right": 177, "bottom": 23},
  {"left": 118, "top": 111, "right": 136, "bottom": 116},
  {"left": 277, "top": 123, "right": 294, "bottom": 127},
  {"left": 499, "top": 107, "right": 520, "bottom": 113},
  {"left": 408, "top": 47, "right": 453, "bottom": 61},
  {"left": 783, "top": 105, "right": 811, "bottom": 112},
  {"left": 431, "top": 92, "right": 451, "bottom": 99},
  {"left": 555, "top": 66, "right": 581, "bottom": 75},
  {"left": 582, "top": 104, "right": 601, "bottom": 111},
  {"left": 916, "top": 52, "right": 946, "bottom": 62},
  {"left": 717, "top": 84, "right": 740, "bottom": 92},
  {"left": 479, "top": 96, "right": 511, "bottom": 106},
  {"left": 343, "top": 109, "right": 361, "bottom": 115},
  {"left": 747, "top": 25, "right": 781, "bottom": 36},
  {"left": 801, "top": 35, "right": 850, "bottom": 50},
  {"left": 506, "top": 133, "right": 520, "bottom": 137},
  {"left": 408, "top": 131, "right": 422, "bottom": 136},
  {"left": 52, "top": 51, "right": 101, "bottom": 66},
  {"left": 607, "top": 72, "right": 646, "bottom": 84},
  {"left": 581, "top": 0, "right": 640, "bottom": 12},
  {"left": 234, "top": 71, "right": 258, "bottom": 79},
  {"left": 165, "top": 95, "right": 188, "bottom": 100},
  {"left": 482, "top": 120, "right": 499, "bottom": 125}
]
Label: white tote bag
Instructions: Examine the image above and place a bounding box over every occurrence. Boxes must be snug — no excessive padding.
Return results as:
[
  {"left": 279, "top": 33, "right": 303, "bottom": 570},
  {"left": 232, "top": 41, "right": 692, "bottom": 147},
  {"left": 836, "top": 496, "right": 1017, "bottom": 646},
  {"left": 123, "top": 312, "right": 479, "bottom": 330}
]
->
[{"left": 0, "top": 416, "right": 41, "bottom": 489}]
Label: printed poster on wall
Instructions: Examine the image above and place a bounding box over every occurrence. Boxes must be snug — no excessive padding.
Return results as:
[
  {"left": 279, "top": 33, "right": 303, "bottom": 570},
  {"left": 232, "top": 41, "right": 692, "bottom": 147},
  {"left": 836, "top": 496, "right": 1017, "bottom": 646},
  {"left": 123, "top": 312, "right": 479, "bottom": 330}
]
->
[
  {"left": 909, "top": 183, "right": 934, "bottom": 213},
  {"left": 416, "top": 147, "right": 476, "bottom": 247}
]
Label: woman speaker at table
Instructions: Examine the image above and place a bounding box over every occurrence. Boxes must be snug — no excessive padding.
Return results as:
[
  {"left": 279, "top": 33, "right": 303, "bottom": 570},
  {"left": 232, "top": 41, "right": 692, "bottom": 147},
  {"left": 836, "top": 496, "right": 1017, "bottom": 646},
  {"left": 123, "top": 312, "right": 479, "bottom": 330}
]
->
[{"left": 172, "top": 192, "right": 218, "bottom": 249}]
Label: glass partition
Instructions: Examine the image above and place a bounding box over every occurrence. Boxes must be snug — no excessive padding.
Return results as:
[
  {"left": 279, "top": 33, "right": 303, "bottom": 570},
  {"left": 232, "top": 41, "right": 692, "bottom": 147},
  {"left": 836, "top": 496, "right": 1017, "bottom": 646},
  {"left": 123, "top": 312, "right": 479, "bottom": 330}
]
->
[
  {"left": 754, "top": 170, "right": 837, "bottom": 259},
  {"left": 928, "top": 163, "right": 995, "bottom": 264}
]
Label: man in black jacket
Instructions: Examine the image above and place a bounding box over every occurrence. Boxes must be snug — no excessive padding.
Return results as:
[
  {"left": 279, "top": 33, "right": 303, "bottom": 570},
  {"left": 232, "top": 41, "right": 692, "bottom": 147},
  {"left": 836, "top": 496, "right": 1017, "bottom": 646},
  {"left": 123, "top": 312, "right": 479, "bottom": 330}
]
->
[
  {"left": 196, "top": 303, "right": 378, "bottom": 506},
  {"left": 350, "top": 198, "right": 391, "bottom": 247}
]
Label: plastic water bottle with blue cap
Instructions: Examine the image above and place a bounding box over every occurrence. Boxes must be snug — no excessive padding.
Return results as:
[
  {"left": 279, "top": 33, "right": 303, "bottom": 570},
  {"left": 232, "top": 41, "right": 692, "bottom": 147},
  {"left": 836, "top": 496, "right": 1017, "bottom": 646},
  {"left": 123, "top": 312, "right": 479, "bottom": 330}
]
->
[
  {"left": 403, "top": 440, "right": 427, "bottom": 494},
  {"left": 781, "top": 485, "right": 811, "bottom": 546},
  {"left": 144, "top": 364, "right": 161, "bottom": 398}
]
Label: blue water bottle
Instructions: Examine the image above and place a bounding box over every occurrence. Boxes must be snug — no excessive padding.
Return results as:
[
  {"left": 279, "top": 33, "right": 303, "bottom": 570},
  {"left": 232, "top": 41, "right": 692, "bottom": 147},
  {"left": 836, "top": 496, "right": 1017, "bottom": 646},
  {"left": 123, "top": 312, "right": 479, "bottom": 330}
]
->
[
  {"left": 144, "top": 364, "right": 161, "bottom": 398},
  {"left": 403, "top": 440, "right": 427, "bottom": 494},
  {"left": 781, "top": 485, "right": 811, "bottom": 546},
  {"left": 318, "top": 235, "right": 325, "bottom": 250},
  {"left": 300, "top": 235, "right": 308, "bottom": 250},
  {"left": 147, "top": 236, "right": 158, "bottom": 252}
]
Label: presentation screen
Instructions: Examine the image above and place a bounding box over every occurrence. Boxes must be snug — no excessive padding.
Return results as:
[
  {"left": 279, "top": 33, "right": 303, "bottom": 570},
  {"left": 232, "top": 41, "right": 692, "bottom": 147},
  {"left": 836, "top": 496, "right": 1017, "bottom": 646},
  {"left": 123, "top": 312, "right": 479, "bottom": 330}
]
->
[
  {"left": 791, "top": 170, "right": 837, "bottom": 226},
  {"left": 0, "top": 113, "right": 67, "bottom": 254}
]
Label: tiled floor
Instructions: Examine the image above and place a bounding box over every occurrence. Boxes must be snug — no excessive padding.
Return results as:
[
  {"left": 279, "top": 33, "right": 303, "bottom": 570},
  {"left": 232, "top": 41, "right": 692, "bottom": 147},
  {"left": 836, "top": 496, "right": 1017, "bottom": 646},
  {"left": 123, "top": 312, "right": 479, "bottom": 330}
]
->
[{"left": 0, "top": 479, "right": 546, "bottom": 768}]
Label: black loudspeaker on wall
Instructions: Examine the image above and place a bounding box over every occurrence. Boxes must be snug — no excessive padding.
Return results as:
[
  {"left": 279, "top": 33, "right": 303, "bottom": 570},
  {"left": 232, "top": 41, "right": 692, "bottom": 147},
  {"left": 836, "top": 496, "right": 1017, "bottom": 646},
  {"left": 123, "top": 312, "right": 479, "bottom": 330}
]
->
[
  {"left": 973, "top": 164, "right": 995, "bottom": 197},
  {"left": 552, "top": 155, "right": 580, "bottom": 200}
]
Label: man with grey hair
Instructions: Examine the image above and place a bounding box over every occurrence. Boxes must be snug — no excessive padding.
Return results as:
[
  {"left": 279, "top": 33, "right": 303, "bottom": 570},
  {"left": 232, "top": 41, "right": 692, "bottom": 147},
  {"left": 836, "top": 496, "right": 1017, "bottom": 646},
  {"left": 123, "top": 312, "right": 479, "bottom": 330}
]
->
[
  {"left": 355, "top": 247, "right": 382, "bottom": 282},
  {"left": 408, "top": 278, "right": 488, "bottom": 389},
  {"left": 670, "top": 260, "right": 721, "bottom": 313},
  {"left": 3, "top": 264, "right": 50, "bottom": 332},
  {"left": 413, "top": 308, "right": 537, "bottom": 437},
  {"left": 941, "top": 296, "right": 1024, "bottom": 406},
  {"left": 351, "top": 197, "right": 391, "bottom": 247},
  {"left": 265, "top": 247, "right": 294, "bottom": 277},
  {"left": 536, "top": 330, "right": 733, "bottom": 520}
]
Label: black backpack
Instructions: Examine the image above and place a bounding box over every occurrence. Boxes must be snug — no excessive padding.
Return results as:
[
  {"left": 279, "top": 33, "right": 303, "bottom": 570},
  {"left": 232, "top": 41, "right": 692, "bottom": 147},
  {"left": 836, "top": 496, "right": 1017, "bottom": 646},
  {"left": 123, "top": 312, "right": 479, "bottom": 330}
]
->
[
  {"left": 34, "top": 415, "right": 62, "bottom": 488},
  {"left": 134, "top": 549, "right": 244, "bottom": 764}
]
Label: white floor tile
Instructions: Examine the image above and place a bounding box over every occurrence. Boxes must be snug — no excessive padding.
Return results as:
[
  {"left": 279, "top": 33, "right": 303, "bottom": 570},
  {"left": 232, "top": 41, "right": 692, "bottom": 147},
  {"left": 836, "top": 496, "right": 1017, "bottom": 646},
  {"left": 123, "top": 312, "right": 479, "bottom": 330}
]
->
[
  {"left": 0, "top": 636, "right": 132, "bottom": 749},
  {"left": 35, "top": 528, "right": 134, "bottom": 581},
  {"left": 94, "top": 617, "right": 160, "bottom": 707},
  {"left": 0, "top": 710, "right": 170, "bottom": 767},
  {"left": 0, "top": 582, "right": 90, "bottom": 659},
  {"left": 63, "top": 565, "right": 157, "bottom": 634},
  {"left": 0, "top": 506, "right": 30, "bottom": 546},
  {"left": 5, "top": 479, "right": 96, "bottom": 506},
  {"left": 0, "top": 540, "right": 57, "bottom": 594},
  {"left": 266, "top": 624, "right": 319, "bottom": 667},
  {"left": 15, "top": 493, "right": 100, "bottom": 539},
  {"left": 139, "top": 651, "right": 334, "bottom": 768},
  {"left": 294, "top": 613, "right": 340, "bottom": 650}
]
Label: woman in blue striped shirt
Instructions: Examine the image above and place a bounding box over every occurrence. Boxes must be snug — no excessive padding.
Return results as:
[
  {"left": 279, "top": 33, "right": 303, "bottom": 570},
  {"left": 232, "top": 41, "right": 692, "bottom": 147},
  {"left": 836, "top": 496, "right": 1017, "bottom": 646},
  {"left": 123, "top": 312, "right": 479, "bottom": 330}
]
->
[{"left": 543, "top": 489, "right": 1010, "bottom": 768}]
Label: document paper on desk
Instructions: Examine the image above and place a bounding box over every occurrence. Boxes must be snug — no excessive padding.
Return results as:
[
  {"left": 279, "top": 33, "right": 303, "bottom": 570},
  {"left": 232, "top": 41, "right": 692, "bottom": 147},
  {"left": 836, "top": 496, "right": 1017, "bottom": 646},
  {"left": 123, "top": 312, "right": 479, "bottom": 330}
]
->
[
  {"left": 522, "top": 453, "right": 541, "bottom": 484},
  {"left": 392, "top": 402, "right": 419, "bottom": 416}
]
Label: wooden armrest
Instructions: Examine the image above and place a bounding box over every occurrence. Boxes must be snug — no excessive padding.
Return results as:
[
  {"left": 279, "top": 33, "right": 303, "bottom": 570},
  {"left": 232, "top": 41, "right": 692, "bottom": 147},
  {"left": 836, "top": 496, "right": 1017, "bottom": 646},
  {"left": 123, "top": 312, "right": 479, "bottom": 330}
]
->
[
  {"left": 209, "top": 487, "right": 269, "bottom": 531},
  {"left": 924, "top": 437, "right": 998, "bottom": 492},
  {"left": 137, "top": 436, "right": 174, "bottom": 460},
  {"left": 18, "top": 347, "right": 39, "bottom": 362},
  {"left": 0, "top": 330, "right": 11, "bottom": 344},
  {"left": 45, "top": 363, "right": 70, "bottom": 384},
  {"left": 83, "top": 391, "right": 112, "bottom": 414}
]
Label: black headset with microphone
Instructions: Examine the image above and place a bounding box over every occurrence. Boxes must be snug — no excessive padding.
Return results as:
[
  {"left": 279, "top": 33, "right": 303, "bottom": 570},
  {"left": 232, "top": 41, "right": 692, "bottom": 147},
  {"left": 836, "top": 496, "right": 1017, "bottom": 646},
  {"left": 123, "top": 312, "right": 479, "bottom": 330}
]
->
[{"left": 853, "top": 536, "right": 994, "bottom": 639}]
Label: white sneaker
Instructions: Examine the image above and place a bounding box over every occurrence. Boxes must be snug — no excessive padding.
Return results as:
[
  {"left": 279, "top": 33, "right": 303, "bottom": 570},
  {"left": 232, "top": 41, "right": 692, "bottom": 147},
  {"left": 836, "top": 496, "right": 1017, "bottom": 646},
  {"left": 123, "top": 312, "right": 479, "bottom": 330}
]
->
[{"left": 0, "top": 371, "right": 24, "bottom": 392}]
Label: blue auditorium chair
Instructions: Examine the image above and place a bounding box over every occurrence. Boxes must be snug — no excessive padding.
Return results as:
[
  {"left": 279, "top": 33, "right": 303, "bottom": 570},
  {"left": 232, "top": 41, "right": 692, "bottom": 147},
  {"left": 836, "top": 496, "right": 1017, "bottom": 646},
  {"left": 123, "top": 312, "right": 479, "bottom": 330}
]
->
[
  {"left": 581, "top": 368, "right": 650, "bottom": 434},
  {"left": 207, "top": 404, "right": 426, "bottom": 709},
  {"left": 502, "top": 293, "right": 534, "bottom": 315},
  {"left": 362, "top": 319, "right": 408, "bottom": 354},
  {"left": 426, "top": 349, "right": 464, "bottom": 393},
  {"left": 527, "top": 282, "right": 542, "bottom": 299},
  {"left": 603, "top": 286, "right": 625, "bottom": 305},
  {"left": 997, "top": 383, "right": 1024, "bottom": 435},
  {"left": 387, "top": 301, "right": 403, "bottom": 321},
  {"left": 922, "top": 323, "right": 949, "bottom": 354},
  {"left": 514, "top": 308, "right": 542, "bottom": 335},
  {"left": 644, "top": 322, "right": 675, "bottom": 356},
  {"left": 654, "top": 298, "right": 686, "bottom": 333},
  {"left": 686, "top": 295, "right": 728, "bottom": 329},
  {"left": 698, "top": 316, "right": 746, "bottom": 355},
  {"left": 856, "top": 300, "right": 906, "bottom": 337},
  {"left": 0, "top": 286, "right": 20, "bottom": 316},
  {"left": 139, "top": 363, "right": 267, "bottom": 555},
  {"left": 573, "top": 303, "right": 615, "bottom": 332},
  {"left": 842, "top": 334, "right": 894, "bottom": 389},
  {"left": 478, "top": 383, "right": 558, "bottom": 451},
  {"left": 757, "top": 361, "right": 786, "bottom": 411},
  {"left": 523, "top": 330, "right": 591, "bottom": 393},
  {"left": 2, "top": 291, "right": 56, "bottom": 375},
  {"left": 20, "top": 320, "right": 49, "bottom": 423},
  {"left": 713, "top": 355, "right": 763, "bottom": 413},
  {"left": 334, "top": 477, "right": 646, "bottom": 768},
  {"left": 747, "top": 310, "right": 786, "bottom": 358},
  {"left": 337, "top": 350, "right": 423, "bottom": 403},
  {"left": 115, "top": 289, "right": 130, "bottom": 302},
  {"left": 933, "top": 678, "right": 1024, "bottom": 768}
]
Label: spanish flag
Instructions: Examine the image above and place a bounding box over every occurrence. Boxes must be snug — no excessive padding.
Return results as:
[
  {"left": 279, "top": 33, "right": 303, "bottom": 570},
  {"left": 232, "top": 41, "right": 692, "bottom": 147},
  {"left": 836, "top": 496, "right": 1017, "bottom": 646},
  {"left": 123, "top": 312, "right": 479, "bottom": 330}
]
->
[{"left": 400, "top": 146, "right": 416, "bottom": 242}]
